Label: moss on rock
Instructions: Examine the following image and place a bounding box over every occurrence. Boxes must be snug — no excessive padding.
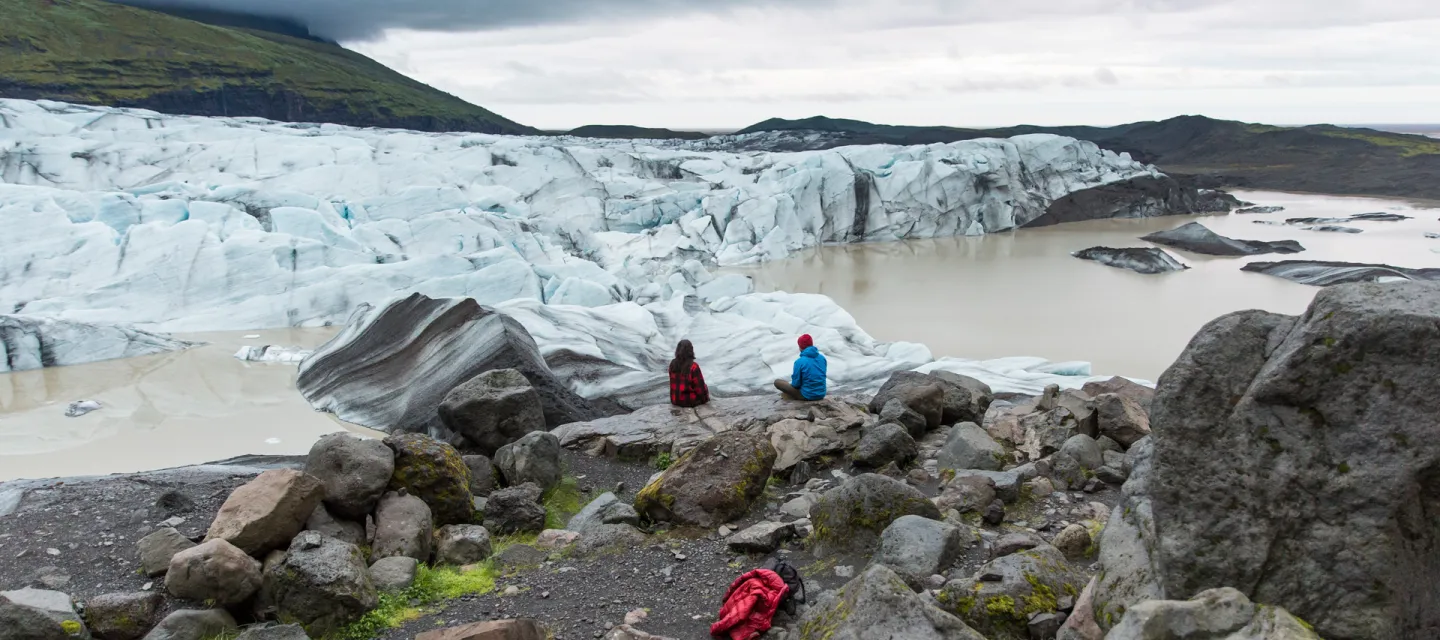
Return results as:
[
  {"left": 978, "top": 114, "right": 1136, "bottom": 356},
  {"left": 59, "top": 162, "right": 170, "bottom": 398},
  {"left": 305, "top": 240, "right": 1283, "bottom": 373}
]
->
[{"left": 384, "top": 433, "right": 474, "bottom": 526}]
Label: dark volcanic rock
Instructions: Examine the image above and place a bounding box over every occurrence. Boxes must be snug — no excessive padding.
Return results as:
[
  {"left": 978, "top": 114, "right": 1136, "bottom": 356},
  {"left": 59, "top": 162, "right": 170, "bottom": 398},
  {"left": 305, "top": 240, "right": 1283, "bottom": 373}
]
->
[
  {"left": 1104, "top": 281, "right": 1440, "bottom": 639},
  {"left": 440, "top": 369, "right": 547, "bottom": 456},
  {"left": 1073, "top": 247, "right": 1189, "bottom": 274},
  {"left": 1242, "top": 260, "right": 1440, "bottom": 286},
  {"left": 384, "top": 433, "right": 474, "bottom": 527},
  {"left": 1236, "top": 205, "right": 1284, "bottom": 214},
  {"left": 297, "top": 294, "right": 612, "bottom": 439},
  {"left": 1025, "top": 175, "right": 1238, "bottom": 228},
  {"left": 1140, "top": 222, "right": 1304, "bottom": 256},
  {"left": 633, "top": 431, "right": 776, "bottom": 528}
]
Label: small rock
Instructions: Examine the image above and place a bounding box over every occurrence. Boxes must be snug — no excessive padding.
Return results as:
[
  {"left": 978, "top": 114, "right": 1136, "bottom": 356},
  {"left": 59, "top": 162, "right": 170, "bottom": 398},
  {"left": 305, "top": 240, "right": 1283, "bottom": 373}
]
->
[
  {"left": 141, "top": 609, "right": 237, "bottom": 640},
  {"left": 992, "top": 532, "right": 1045, "bottom": 558},
  {"left": 1082, "top": 478, "right": 1103, "bottom": 493},
  {"left": 834, "top": 566, "right": 854, "bottom": 578},
  {"left": 86, "top": 592, "right": 164, "bottom": 640},
  {"left": 1027, "top": 611, "right": 1064, "bottom": 640},
  {"left": 1051, "top": 524, "right": 1092, "bottom": 561},
  {"left": 369, "top": 556, "right": 419, "bottom": 591},
  {"left": 159, "top": 517, "right": 185, "bottom": 529},
  {"left": 982, "top": 500, "right": 1005, "bottom": 526},
  {"left": 725, "top": 522, "right": 796, "bottom": 554},
  {"left": 165, "top": 539, "right": 262, "bottom": 606},
  {"left": 534, "top": 530, "right": 580, "bottom": 550},
  {"left": 435, "top": 525, "right": 494, "bottom": 565}
]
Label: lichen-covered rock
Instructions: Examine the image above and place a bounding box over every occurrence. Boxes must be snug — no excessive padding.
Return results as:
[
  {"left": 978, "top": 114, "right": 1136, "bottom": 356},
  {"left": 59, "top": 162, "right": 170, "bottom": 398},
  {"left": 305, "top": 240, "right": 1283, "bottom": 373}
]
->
[
  {"left": 205, "top": 469, "right": 325, "bottom": 557},
  {"left": 371, "top": 492, "right": 433, "bottom": 562},
  {"left": 873, "top": 515, "right": 966, "bottom": 590},
  {"left": 482, "top": 483, "right": 547, "bottom": 535},
  {"left": 937, "top": 545, "right": 1089, "bottom": 640},
  {"left": 136, "top": 528, "right": 195, "bottom": 577},
  {"left": 439, "top": 368, "right": 547, "bottom": 455},
  {"left": 1050, "top": 524, "right": 1092, "bottom": 561},
  {"left": 166, "top": 539, "right": 263, "bottom": 606},
  {"left": 385, "top": 433, "right": 474, "bottom": 527},
  {"left": 809, "top": 474, "right": 942, "bottom": 557},
  {"left": 934, "top": 474, "right": 995, "bottom": 514},
  {"left": 304, "top": 433, "right": 395, "bottom": 520},
  {"left": 633, "top": 431, "right": 776, "bottom": 528},
  {"left": 851, "top": 423, "right": 918, "bottom": 468},
  {"left": 139, "top": 609, "right": 236, "bottom": 640},
  {"left": 1017, "top": 407, "right": 1082, "bottom": 462},
  {"left": 259, "top": 532, "right": 378, "bottom": 637},
  {"left": 494, "top": 431, "right": 563, "bottom": 494},
  {"left": 796, "top": 564, "right": 986, "bottom": 640},
  {"left": 1107, "top": 588, "right": 1319, "bottom": 640},
  {"left": 435, "top": 525, "right": 493, "bottom": 565},
  {"left": 869, "top": 371, "right": 947, "bottom": 431},
  {"left": 0, "top": 594, "right": 67, "bottom": 640},
  {"left": 85, "top": 592, "right": 163, "bottom": 640},
  {"left": 937, "top": 422, "right": 1004, "bottom": 471}
]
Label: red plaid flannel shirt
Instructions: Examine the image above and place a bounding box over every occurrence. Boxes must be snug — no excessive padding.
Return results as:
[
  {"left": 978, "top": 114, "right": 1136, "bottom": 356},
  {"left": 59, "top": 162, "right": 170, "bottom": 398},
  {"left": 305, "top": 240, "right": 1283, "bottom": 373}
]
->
[{"left": 669, "top": 362, "right": 710, "bottom": 408}]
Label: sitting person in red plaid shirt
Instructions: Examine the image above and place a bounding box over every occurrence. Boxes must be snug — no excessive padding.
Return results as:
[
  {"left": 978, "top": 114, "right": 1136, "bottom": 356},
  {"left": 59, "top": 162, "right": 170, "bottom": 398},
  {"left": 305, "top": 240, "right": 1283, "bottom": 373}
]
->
[{"left": 669, "top": 339, "right": 710, "bottom": 408}]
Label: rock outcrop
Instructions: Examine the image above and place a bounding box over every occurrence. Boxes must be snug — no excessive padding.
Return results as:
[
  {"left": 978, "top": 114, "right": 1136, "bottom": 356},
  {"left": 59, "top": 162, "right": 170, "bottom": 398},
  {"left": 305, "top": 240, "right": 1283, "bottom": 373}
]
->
[
  {"left": 1023, "top": 175, "right": 1237, "bottom": 228},
  {"left": 1107, "top": 588, "right": 1319, "bottom": 640},
  {"left": 796, "top": 564, "right": 986, "bottom": 640},
  {"left": 1140, "top": 222, "right": 1304, "bottom": 256},
  {"left": 633, "top": 431, "right": 776, "bottom": 528},
  {"left": 297, "top": 294, "right": 610, "bottom": 439},
  {"left": 304, "top": 434, "right": 395, "bottom": 521},
  {"left": 1072, "top": 247, "right": 1188, "bottom": 274},
  {"left": 0, "top": 315, "right": 198, "bottom": 373},
  {"left": 809, "top": 474, "right": 941, "bottom": 556}
]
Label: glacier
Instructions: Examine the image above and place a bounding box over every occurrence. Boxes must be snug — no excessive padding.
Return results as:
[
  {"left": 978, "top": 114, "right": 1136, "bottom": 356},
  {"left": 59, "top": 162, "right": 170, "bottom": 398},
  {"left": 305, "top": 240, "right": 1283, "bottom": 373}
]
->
[{"left": 0, "top": 99, "right": 1171, "bottom": 395}]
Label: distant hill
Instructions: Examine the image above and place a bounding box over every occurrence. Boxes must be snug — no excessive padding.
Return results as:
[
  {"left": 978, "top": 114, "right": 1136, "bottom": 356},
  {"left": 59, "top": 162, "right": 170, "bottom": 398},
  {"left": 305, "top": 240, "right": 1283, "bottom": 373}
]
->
[
  {"left": 738, "top": 115, "right": 1440, "bottom": 199},
  {"left": 563, "top": 125, "right": 710, "bottom": 140},
  {"left": 0, "top": 0, "right": 535, "bottom": 135}
]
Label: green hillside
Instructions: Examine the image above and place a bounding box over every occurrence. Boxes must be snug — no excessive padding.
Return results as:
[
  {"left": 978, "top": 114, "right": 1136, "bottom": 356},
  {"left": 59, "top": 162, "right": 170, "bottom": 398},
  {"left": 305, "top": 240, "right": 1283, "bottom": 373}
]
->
[
  {"left": 563, "top": 124, "right": 710, "bottom": 140},
  {"left": 0, "top": 0, "right": 536, "bottom": 134}
]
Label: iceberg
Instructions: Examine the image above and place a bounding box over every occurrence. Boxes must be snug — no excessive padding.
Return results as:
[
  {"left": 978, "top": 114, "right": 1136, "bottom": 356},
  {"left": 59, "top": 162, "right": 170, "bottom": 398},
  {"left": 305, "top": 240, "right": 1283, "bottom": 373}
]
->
[{"left": 0, "top": 314, "right": 198, "bottom": 372}]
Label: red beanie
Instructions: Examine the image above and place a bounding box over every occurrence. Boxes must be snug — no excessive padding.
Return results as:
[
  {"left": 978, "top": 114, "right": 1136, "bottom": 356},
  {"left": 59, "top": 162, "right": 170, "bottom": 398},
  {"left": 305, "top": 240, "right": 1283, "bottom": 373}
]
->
[{"left": 798, "top": 334, "right": 814, "bottom": 350}]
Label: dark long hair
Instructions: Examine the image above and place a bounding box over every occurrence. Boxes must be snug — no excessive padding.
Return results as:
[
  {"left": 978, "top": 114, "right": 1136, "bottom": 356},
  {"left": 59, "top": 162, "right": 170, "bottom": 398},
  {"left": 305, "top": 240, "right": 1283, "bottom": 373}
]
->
[{"left": 669, "top": 339, "right": 696, "bottom": 375}]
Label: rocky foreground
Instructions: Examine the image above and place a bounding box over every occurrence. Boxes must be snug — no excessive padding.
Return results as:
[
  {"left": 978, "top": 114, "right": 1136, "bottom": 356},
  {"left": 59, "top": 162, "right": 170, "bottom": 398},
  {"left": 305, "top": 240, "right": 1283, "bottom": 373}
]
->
[{"left": 4, "top": 281, "right": 1438, "bottom": 640}]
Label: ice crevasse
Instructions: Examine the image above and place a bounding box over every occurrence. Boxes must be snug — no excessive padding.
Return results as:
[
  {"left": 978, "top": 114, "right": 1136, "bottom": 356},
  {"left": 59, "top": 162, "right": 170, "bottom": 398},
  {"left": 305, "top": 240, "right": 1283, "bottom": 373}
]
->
[{"left": 0, "top": 100, "right": 1150, "bottom": 393}]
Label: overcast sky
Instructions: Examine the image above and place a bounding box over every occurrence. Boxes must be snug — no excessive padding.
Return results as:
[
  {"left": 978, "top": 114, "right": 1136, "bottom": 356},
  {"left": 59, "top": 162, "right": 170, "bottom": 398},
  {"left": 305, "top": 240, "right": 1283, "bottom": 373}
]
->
[{"left": 137, "top": 0, "right": 1440, "bottom": 130}]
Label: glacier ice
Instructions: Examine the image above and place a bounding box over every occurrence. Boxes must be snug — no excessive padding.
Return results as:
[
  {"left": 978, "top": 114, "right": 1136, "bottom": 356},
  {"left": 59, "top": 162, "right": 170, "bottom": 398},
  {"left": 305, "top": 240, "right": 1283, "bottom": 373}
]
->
[
  {"left": 0, "top": 99, "right": 1168, "bottom": 394},
  {"left": 0, "top": 314, "right": 199, "bottom": 372}
]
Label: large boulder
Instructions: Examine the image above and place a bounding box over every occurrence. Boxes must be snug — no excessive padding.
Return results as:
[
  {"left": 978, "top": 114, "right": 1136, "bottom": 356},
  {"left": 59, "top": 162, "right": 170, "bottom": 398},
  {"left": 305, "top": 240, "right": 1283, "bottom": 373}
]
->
[
  {"left": 493, "top": 431, "right": 562, "bottom": 493},
  {"left": 928, "top": 371, "right": 995, "bottom": 425},
  {"left": 296, "top": 295, "right": 609, "bottom": 437},
  {"left": 633, "top": 431, "right": 776, "bottom": 528},
  {"left": 371, "top": 492, "right": 433, "bottom": 562},
  {"left": 0, "top": 590, "right": 81, "bottom": 639},
  {"left": 869, "top": 372, "right": 946, "bottom": 431},
  {"left": 440, "top": 369, "right": 547, "bottom": 455},
  {"left": 1108, "top": 588, "right": 1319, "bottom": 640},
  {"left": 1092, "top": 393, "right": 1150, "bottom": 449},
  {"left": 140, "top": 610, "right": 237, "bottom": 640},
  {"left": 166, "top": 539, "right": 263, "bottom": 606},
  {"left": 1127, "top": 282, "right": 1440, "bottom": 639},
  {"left": 258, "top": 532, "right": 378, "bottom": 637},
  {"left": 873, "top": 515, "right": 966, "bottom": 589},
  {"left": 385, "top": 433, "right": 474, "bottom": 526},
  {"left": 205, "top": 469, "right": 325, "bottom": 557},
  {"left": 482, "top": 483, "right": 547, "bottom": 535},
  {"left": 937, "top": 545, "right": 1090, "bottom": 639},
  {"left": 796, "top": 564, "right": 985, "bottom": 640},
  {"left": 136, "top": 528, "right": 195, "bottom": 577},
  {"left": 435, "top": 525, "right": 493, "bottom": 565},
  {"left": 937, "top": 422, "right": 1004, "bottom": 471},
  {"left": 809, "top": 474, "right": 942, "bottom": 556},
  {"left": 1059, "top": 434, "right": 1103, "bottom": 471},
  {"left": 85, "top": 592, "right": 164, "bottom": 640},
  {"left": 851, "top": 423, "right": 918, "bottom": 469},
  {"left": 304, "top": 433, "right": 395, "bottom": 520},
  {"left": 566, "top": 492, "right": 639, "bottom": 533},
  {"left": 768, "top": 418, "right": 861, "bottom": 472},
  {"left": 0, "top": 595, "right": 67, "bottom": 640},
  {"left": 1080, "top": 376, "right": 1154, "bottom": 412}
]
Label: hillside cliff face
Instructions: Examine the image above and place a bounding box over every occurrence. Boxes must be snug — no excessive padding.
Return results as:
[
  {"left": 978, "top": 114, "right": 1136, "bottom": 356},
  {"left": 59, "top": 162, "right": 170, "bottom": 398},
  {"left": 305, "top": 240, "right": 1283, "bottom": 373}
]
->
[{"left": 0, "top": 0, "right": 535, "bottom": 135}]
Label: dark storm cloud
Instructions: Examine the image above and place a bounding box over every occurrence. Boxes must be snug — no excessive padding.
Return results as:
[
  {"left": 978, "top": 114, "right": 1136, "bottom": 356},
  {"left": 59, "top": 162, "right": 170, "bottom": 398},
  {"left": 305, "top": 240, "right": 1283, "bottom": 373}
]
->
[{"left": 117, "top": 0, "right": 837, "bottom": 40}]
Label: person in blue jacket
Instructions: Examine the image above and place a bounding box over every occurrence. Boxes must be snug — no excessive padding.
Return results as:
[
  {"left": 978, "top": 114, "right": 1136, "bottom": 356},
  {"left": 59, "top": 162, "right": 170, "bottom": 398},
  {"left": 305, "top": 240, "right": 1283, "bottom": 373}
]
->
[{"left": 775, "top": 333, "right": 827, "bottom": 401}]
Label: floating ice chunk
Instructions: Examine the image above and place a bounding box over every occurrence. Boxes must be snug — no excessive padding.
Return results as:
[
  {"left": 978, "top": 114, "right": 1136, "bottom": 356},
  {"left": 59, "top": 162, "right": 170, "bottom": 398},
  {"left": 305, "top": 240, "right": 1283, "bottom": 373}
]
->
[
  {"left": 65, "top": 400, "right": 102, "bottom": 417},
  {"left": 234, "top": 345, "right": 313, "bottom": 363}
]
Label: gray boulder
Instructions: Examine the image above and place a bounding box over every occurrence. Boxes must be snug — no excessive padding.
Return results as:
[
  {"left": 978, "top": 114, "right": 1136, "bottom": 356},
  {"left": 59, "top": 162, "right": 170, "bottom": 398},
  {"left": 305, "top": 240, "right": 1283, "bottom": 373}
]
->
[
  {"left": 234, "top": 624, "right": 310, "bottom": 640},
  {"left": 439, "top": 368, "right": 546, "bottom": 455},
  {"left": 136, "top": 528, "right": 195, "bottom": 577},
  {"left": 204, "top": 469, "right": 325, "bottom": 557},
  {"left": 937, "top": 545, "right": 1089, "bottom": 638},
  {"left": 934, "top": 474, "right": 995, "bottom": 514},
  {"left": 991, "top": 531, "right": 1045, "bottom": 559},
  {"left": 1081, "top": 376, "right": 1154, "bottom": 412},
  {"left": 566, "top": 492, "right": 639, "bottom": 533},
  {"left": 1059, "top": 434, "right": 1103, "bottom": 471},
  {"left": 303, "top": 504, "right": 364, "bottom": 547},
  {"left": 462, "top": 455, "right": 497, "bottom": 497},
  {"left": 869, "top": 371, "right": 947, "bottom": 430},
  {"left": 880, "top": 399, "right": 930, "bottom": 438},
  {"left": 494, "top": 431, "right": 563, "bottom": 495},
  {"left": 0, "top": 595, "right": 67, "bottom": 640},
  {"left": 1134, "top": 283, "right": 1440, "bottom": 639},
  {"left": 367, "top": 556, "right": 418, "bottom": 591},
  {"left": 1108, "top": 588, "right": 1319, "bottom": 640},
  {"left": 259, "top": 532, "right": 377, "bottom": 637},
  {"left": 384, "top": 433, "right": 474, "bottom": 527},
  {"left": 434, "top": 525, "right": 493, "bottom": 565},
  {"left": 874, "top": 515, "right": 965, "bottom": 590},
  {"left": 633, "top": 431, "right": 777, "bottom": 528},
  {"left": 371, "top": 492, "right": 433, "bottom": 562},
  {"left": 937, "top": 423, "right": 1004, "bottom": 471},
  {"left": 1051, "top": 524, "right": 1092, "bottom": 561},
  {"left": 928, "top": 371, "right": 995, "bottom": 425},
  {"left": 482, "top": 483, "right": 547, "bottom": 535},
  {"left": 952, "top": 470, "right": 1021, "bottom": 503},
  {"left": 140, "top": 610, "right": 237, "bottom": 640},
  {"left": 725, "top": 521, "right": 797, "bottom": 554},
  {"left": 810, "top": 474, "right": 942, "bottom": 556},
  {"left": 1046, "top": 451, "right": 1086, "bottom": 490},
  {"left": 1017, "top": 407, "right": 1082, "bottom": 461},
  {"left": 851, "top": 423, "right": 918, "bottom": 468},
  {"left": 85, "top": 592, "right": 163, "bottom": 640},
  {"left": 796, "top": 564, "right": 986, "bottom": 640},
  {"left": 303, "top": 433, "right": 394, "bottom": 520},
  {"left": 0, "top": 590, "right": 82, "bottom": 638},
  {"left": 768, "top": 418, "right": 862, "bottom": 472},
  {"left": 165, "top": 539, "right": 262, "bottom": 606},
  {"left": 1093, "top": 394, "right": 1150, "bottom": 449}
]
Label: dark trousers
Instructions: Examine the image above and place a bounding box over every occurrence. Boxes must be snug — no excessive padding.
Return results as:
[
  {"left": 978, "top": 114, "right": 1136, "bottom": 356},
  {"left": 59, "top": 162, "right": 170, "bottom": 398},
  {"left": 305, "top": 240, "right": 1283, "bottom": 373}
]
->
[{"left": 775, "top": 379, "right": 806, "bottom": 400}]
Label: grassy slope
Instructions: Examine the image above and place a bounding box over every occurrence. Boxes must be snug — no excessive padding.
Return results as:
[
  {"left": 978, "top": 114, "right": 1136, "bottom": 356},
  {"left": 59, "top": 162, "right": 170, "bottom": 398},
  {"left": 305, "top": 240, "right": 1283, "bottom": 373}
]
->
[
  {"left": 0, "top": 0, "right": 535, "bottom": 134},
  {"left": 564, "top": 124, "right": 710, "bottom": 140},
  {"left": 739, "top": 115, "right": 1440, "bottom": 199}
]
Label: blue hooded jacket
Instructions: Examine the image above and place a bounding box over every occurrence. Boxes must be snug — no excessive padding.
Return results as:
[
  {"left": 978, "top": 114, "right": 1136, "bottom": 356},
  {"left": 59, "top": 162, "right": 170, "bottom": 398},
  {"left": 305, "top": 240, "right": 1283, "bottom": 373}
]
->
[{"left": 790, "top": 346, "right": 828, "bottom": 400}]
